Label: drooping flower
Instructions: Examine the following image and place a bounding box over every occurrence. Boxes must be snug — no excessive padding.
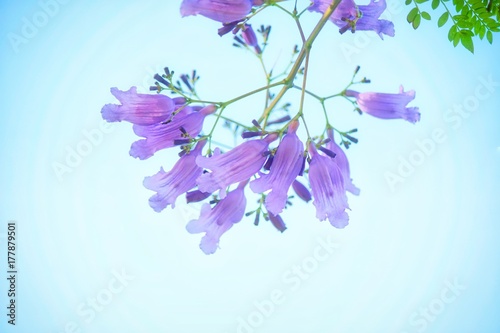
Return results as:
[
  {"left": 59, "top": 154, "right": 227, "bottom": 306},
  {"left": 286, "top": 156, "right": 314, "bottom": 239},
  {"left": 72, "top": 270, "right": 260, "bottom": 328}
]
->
[
  {"left": 345, "top": 86, "right": 420, "bottom": 123},
  {"left": 356, "top": 0, "right": 395, "bottom": 38},
  {"left": 308, "top": 0, "right": 394, "bottom": 39},
  {"left": 292, "top": 179, "right": 312, "bottom": 202},
  {"left": 308, "top": 143, "right": 350, "bottom": 228},
  {"left": 130, "top": 104, "right": 216, "bottom": 160},
  {"left": 186, "top": 181, "right": 248, "bottom": 254},
  {"left": 143, "top": 140, "right": 207, "bottom": 212},
  {"left": 309, "top": 0, "right": 359, "bottom": 27},
  {"left": 101, "top": 87, "right": 178, "bottom": 125},
  {"left": 250, "top": 121, "right": 304, "bottom": 215},
  {"left": 180, "top": 0, "right": 262, "bottom": 23},
  {"left": 326, "top": 129, "right": 360, "bottom": 195},
  {"left": 196, "top": 134, "right": 277, "bottom": 196}
]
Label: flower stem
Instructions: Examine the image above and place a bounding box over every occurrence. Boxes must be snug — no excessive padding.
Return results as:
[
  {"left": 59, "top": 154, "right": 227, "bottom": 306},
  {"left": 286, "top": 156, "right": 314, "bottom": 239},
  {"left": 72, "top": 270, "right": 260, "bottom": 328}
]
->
[
  {"left": 216, "top": 114, "right": 252, "bottom": 130},
  {"left": 258, "top": 0, "right": 341, "bottom": 125},
  {"left": 221, "top": 80, "right": 286, "bottom": 107}
]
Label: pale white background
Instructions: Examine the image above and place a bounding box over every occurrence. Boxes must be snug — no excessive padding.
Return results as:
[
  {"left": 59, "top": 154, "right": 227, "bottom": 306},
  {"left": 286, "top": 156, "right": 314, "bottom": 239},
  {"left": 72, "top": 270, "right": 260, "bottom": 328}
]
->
[{"left": 1, "top": 0, "right": 499, "bottom": 332}]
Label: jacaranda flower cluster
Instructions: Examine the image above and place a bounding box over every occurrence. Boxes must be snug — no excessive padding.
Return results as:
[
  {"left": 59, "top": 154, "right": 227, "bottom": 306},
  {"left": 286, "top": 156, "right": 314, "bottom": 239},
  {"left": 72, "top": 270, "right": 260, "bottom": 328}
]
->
[{"left": 102, "top": 0, "right": 420, "bottom": 254}]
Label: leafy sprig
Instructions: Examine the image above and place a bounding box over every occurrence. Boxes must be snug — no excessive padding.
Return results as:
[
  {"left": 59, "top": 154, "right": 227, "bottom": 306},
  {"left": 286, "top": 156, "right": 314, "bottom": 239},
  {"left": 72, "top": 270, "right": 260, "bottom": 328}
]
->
[{"left": 406, "top": 0, "right": 500, "bottom": 52}]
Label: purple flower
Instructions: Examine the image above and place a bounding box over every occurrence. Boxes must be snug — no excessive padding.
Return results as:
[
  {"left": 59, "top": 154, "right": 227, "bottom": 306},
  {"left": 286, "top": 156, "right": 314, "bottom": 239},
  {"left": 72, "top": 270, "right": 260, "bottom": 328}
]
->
[
  {"left": 308, "top": 143, "right": 349, "bottom": 228},
  {"left": 186, "top": 181, "right": 248, "bottom": 254},
  {"left": 310, "top": 0, "right": 359, "bottom": 27},
  {"left": 101, "top": 87, "right": 176, "bottom": 125},
  {"left": 242, "top": 24, "right": 261, "bottom": 53},
  {"left": 242, "top": 24, "right": 257, "bottom": 45},
  {"left": 309, "top": 0, "right": 394, "bottom": 39},
  {"left": 268, "top": 213, "right": 287, "bottom": 232},
  {"left": 130, "top": 104, "right": 216, "bottom": 160},
  {"left": 292, "top": 180, "right": 311, "bottom": 202},
  {"left": 250, "top": 121, "right": 304, "bottom": 215},
  {"left": 180, "top": 0, "right": 261, "bottom": 23},
  {"left": 326, "top": 129, "right": 360, "bottom": 195},
  {"left": 356, "top": 0, "right": 395, "bottom": 38},
  {"left": 345, "top": 86, "right": 420, "bottom": 123},
  {"left": 143, "top": 140, "right": 207, "bottom": 212},
  {"left": 196, "top": 134, "right": 278, "bottom": 197}
]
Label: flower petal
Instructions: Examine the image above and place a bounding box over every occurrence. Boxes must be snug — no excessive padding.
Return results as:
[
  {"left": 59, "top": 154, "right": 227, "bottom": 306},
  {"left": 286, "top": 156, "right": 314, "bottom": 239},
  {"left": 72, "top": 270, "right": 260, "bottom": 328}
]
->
[
  {"left": 101, "top": 87, "right": 174, "bottom": 125},
  {"left": 347, "top": 86, "right": 420, "bottom": 123},
  {"left": 196, "top": 134, "right": 277, "bottom": 194},
  {"left": 186, "top": 182, "right": 247, "bottom": 254},
  {"left": 308, "top": 143, "right": 350, "bottom": 228},
  {"left": 143, "top": 140, "right": 206, "bottom": 211},
  {"left": 180, "top": 0, "right": 253, "bottom": 23}
]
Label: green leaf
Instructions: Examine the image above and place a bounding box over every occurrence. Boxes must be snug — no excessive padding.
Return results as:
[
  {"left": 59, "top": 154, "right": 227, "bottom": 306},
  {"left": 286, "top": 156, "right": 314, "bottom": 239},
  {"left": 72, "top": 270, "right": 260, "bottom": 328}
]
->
[
  {"left": 473, "top": 20, "right": 481, "bottom": 35},
  {"left": 479, "top": 11, "right": 491, "bottom": 20},
  {"left": 438, "top": 12, "right": 450, "bottom": 27},
  {"left": 457, "top": 20, "right": 473, "bottom": 28},
  {"left": 448, "top": 25, "right": 457, "bottom": 41},
  {"left": 472, "top": 2, "right": 485, "bottom": 10},
  {"left": 405, "top": 0, "right": 411, "bottom": 5},
  {"left": 412, "top": 14, "right": 422, "bottom": 28},
  {"left": 432, "top": 0, "right": 440, "bottom": 9},
  {"left": 415, "top": 0, "right": 428, "bottom": 3},
  {"left": 421, "top": 11, "right": 432, "bottom": 20},
  {"left": 407, "top": 7, "right": 419, "bottom": 23},
  {"left": 487, "top": 30, "right": 493, "bottom": 43},
  {"left": 453, "top": 32, "right": 461, "bottom": 46},
  {"left": 461, "top": 29, "right": 473, "bottom": 36},
  {"left": 460, "top": 33, "right": 474, "bottom": 53},
  {"left": 478, "top": 25, "right": 486, "bottom": 39}
]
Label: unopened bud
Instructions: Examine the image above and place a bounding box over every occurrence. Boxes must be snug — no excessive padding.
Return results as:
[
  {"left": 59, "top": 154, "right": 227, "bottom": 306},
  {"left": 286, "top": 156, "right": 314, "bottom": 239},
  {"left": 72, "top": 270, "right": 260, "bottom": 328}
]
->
[{"left": 292, "top": 180, "right": 311, "bottom": 202}]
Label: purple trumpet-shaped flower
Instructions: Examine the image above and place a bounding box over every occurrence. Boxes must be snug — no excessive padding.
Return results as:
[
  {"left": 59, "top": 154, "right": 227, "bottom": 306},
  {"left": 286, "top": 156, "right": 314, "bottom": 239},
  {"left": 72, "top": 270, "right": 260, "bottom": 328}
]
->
[
  {"left": 196, "top": 134, "right": 278, "bottom": 197},
  {"left": 101, "top": 87, "right": 176, "bottom": 125},
  {"left": 326, "top": 129, "right": 360, "bottom": 195},
  {"left": 292, "top": 179, "right": 312, "bottom": 202},
  {"left": 356, "top": 0, "right": 395, "bottom": 38},
  {"left": 345, "top": 86, "right": 420, "bottom": 123},
  {"left": 309, "top": 0, "right": 394, "bottom": 39},
  {"left": 309, "top": 0, "right": 359, "bottom": 27},
  {"left": 308, "top": 143, "right": 350, "bottom": 228},
  {"left": 180, "top": 0, "right": 262, "bottom": 23},
  {"left": 130, "top": 104, "right": 216, "bottom": 160},
  {"left": 186, "top": 181, "right": 248, "bottom": 254},
  {"left": 250, "top": 121, "right": 304, "bottom": 215},
  {"left": 143, "top": 140, "right": 207, "bottom": 211}
]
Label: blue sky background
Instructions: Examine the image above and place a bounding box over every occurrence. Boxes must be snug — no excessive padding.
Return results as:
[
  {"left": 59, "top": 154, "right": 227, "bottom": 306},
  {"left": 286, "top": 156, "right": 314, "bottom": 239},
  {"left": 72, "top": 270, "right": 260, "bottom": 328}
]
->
[{"left": 1, "top": 0, "right": 499, "bottom": 332}]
